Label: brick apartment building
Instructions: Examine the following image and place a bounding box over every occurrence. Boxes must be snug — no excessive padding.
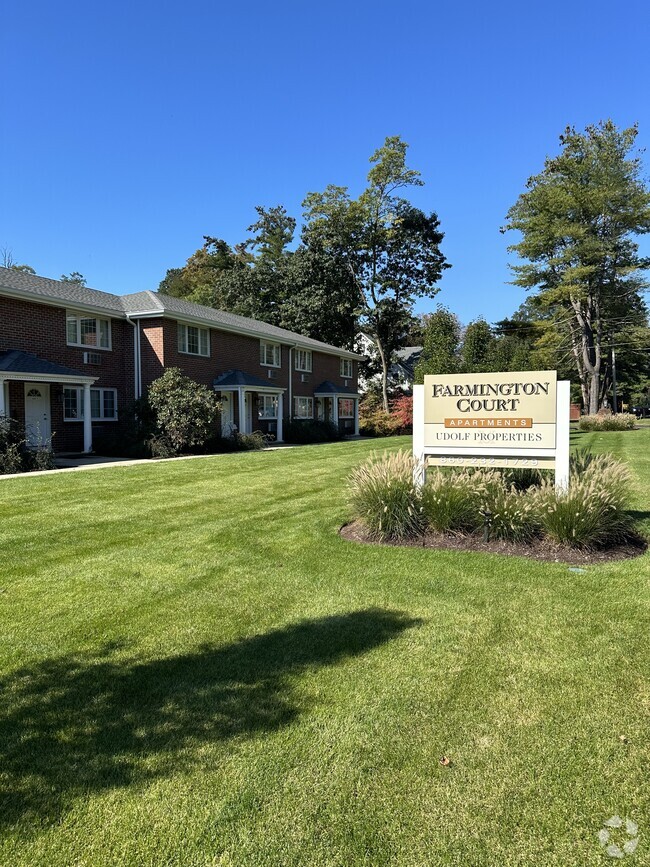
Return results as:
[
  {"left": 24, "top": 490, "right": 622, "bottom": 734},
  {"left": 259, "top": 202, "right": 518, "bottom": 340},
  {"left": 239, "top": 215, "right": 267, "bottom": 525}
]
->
[{"left": 0, "top": 268, "right": 361, "bottom": 453}]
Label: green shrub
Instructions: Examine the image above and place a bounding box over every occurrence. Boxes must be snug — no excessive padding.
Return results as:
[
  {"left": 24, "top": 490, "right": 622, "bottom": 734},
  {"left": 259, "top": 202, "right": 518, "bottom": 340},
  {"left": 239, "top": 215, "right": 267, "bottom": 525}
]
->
[
  {"left": 0, "top": 417, "right": 55, "bottom": 475},
  {"left": 578, "top": 413, "right": 636, "bottom": 431},
  {"left": 148, "top": 368, "right": 220, "bottom": 455},
  {"left": 348, "top": 450, "right": 424, "bottom": 541},
  {"left": 421, "top": 470, "right": 480, "bottom": 533},
  {"left": 284, "top": 419, "right": 342, "bottom": 444},
  {"left": 531, "top": 454, "right": 633, "bottom": 548}
]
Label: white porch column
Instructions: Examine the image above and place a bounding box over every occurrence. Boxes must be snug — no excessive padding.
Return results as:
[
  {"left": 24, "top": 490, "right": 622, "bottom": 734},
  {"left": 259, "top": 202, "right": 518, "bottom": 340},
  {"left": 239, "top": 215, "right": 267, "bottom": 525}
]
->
[
  {"left": 332, "top": 395, "right": 339, "bottom": 427},
  {"left": 238, "top": 388, "right": 246, "bottom": 434},
  {"left": 276, "top": 392, "right": 283, "bottom": 443},
  {"left": 0, "top": 379, "right": 6, "bottom": 417},
  {"left": 83, "top": 382, "right": 93, "bottom": 453},
  {"left": 353, "top": 397, "right": 359, "bottom": 436}
]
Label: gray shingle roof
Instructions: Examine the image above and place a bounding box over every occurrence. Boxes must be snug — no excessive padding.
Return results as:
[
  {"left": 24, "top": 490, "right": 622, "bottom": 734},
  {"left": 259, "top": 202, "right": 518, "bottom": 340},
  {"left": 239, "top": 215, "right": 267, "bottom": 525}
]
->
[
  {"left": 313, "top": 380, "right": 359, "bottom": 395},
  {"left": 0, "top": 267, "right": 126, "bottom": 314},
  {"left": 213, "top": 369, "right": 284, "bottom": 389},
  {"left": 0, "top": 349, "right": 88, "bottom": 378},
  {"left": 0, "top": 268, "right": 361, "bottom": 358}
]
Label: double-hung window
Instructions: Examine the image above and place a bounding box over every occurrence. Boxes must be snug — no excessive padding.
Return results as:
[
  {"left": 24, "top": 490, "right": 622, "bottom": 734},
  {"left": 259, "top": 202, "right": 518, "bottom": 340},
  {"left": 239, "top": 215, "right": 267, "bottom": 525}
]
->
[
  {"left": 260, "top": 341, "right": 281, "bottom": 367},
  {"left": 295, "top": 349, "right": 312, "bottom": 372},
  {"left": 178, "top": 323, "right": 210, "bottom": 356},
  {"left": 258, "top": 394, "right": 278, "bottom": 419},
  {"left": 63, "top": 387, "right": 118, "bottom": 421},
  {"left": 340, "top": 358, "right": 353, "bottom": 378},
  {"left": 293, "top": 396, "right": 313, "bottom": 419},
  {"left": 66, "top": 311, "right": 111, "bottom": 349}
]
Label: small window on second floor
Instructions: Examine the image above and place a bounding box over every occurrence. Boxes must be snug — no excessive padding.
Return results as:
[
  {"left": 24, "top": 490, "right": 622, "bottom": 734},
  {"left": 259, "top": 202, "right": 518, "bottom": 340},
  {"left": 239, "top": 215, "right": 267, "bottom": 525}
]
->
[
  {"left": 67, "top": 311, "right": 111, "bottom": 349},
  {"left": 178, "top": 323, "right": 210, "bottom": 356},
  {"left": 260, "top": 341, "right": 281, "bottom": 367},
  {"left": 295, "top": 349, "right": 312, "bottom": 372},
  {"left": 340, "top": 358, "right": 353, "bottom": 378}
]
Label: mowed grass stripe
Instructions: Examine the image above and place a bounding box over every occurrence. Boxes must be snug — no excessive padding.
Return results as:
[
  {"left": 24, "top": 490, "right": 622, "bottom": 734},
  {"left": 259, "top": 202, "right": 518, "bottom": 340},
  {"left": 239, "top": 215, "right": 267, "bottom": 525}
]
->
[{"left": 0, "top": 433, "right": 648, "bottom": 866}]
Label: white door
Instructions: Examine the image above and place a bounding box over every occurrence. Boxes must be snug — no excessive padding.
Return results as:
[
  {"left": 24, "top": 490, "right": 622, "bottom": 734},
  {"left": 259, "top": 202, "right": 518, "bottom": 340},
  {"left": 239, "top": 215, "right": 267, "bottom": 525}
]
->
[
  {"left": 220, "top": 393, "right": 235, "bottom": 437},
  {"left": 24, "top": 383, "right": 51, "bottom": 447}
]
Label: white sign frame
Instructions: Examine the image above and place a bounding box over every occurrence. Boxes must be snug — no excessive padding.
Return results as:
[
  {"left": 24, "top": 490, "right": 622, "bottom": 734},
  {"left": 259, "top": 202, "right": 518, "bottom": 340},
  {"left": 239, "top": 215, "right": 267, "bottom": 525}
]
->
[{"left": 413, "top": 380, "right": 571, "bottom": 491}]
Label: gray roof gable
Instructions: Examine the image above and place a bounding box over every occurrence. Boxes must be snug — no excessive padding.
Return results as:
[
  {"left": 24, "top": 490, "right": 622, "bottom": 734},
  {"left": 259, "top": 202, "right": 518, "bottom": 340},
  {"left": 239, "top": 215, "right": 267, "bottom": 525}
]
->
[{"left": 0, "top": 268, "right": 361, "bottom": 358}]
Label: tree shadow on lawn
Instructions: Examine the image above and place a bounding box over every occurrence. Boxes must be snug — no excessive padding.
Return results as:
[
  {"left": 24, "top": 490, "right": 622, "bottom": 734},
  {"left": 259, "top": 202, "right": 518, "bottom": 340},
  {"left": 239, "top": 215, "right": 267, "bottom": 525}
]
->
[{"left": 0, "top": 608, "right": 421, "bottom": 829}]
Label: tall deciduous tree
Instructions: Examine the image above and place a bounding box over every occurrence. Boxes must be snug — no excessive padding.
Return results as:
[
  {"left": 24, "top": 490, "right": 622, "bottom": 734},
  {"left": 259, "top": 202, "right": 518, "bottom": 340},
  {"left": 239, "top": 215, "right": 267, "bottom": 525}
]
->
[
  {"left": 303, "top": 136, "right": 450, "bottom": 411},
  {"left": 414, "top": 307, "right": 461, "bottom": 380},
  {"left": 503, "top": 121, "right": 650, "bottom": 413}
]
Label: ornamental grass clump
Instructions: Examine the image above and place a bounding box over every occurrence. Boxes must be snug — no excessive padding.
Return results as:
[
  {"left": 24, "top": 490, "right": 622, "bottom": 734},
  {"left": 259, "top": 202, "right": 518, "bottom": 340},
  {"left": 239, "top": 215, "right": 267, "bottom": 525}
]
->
[
  {"left": 420, "top": 470, "right": 480, "bottom": 534},
  {"left": 348, "top": 450, "right": 424, "bottom": 542},
  {"left": 578, "top": 413, "right": 636, "bottom": 431},
  {"left": 531, "top": 454, "right": 633, "bottom": 548}
]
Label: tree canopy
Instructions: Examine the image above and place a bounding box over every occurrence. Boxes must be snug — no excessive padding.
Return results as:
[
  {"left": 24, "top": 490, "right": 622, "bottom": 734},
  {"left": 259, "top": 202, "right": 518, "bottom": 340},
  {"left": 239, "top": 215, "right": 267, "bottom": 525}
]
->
[{"left": 503, "top": 120, "right": 650, "bottom": 413}]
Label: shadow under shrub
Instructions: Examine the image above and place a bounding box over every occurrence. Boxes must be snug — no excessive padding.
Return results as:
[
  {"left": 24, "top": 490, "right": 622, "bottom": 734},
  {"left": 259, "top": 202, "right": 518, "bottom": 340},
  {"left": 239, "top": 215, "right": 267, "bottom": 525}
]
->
[{"left": 348, "top": 450, "right": 424, "bottom": 541}]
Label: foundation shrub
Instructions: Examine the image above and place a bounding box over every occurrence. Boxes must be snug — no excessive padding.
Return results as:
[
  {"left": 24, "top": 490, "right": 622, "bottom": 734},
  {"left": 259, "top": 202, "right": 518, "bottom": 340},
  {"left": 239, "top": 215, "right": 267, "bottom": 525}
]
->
[
  {"left": 578, "top": 413, "right": 636, "bottom": 431},
  {"left": 348, "top": 450, "right": 424, "bottom": 541},
  {"left": 0, "top": 417, "right": 55, "bottom": 475},
  {"left": 283, "top": 420, "right": 342, "bottom": 444},
  {"left": 148, "top": 368, "right": 220, "bottom": 456}
]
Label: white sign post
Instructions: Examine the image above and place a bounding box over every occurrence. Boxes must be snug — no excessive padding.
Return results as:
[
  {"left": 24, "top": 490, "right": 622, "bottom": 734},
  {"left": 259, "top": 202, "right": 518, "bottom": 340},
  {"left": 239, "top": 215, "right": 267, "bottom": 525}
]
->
[{"left": 413, "top": 372, "right": 571, "bottom": 491}]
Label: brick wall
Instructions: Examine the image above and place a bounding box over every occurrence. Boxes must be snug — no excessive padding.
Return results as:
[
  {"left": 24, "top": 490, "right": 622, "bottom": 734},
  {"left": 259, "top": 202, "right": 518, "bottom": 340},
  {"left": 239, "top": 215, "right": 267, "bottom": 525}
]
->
[
  {"left": 0, "top": 296, "right": 134, "bottom": 452},
  {"left": 1, "top": 295, "right": 359, "bottom": 451}
]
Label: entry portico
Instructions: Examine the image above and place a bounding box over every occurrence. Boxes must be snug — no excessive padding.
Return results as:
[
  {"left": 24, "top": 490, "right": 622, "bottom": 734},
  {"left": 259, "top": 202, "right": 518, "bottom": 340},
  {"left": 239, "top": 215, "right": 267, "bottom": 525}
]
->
[
  {"left": 213, "top": 369, "right": 286, "bottom": 442},
  {"left": 0, "top": 350, "right": 97, "bottom": 452},
  {"left": 314, "top": 380, "right": 360, "bottom": 436}
]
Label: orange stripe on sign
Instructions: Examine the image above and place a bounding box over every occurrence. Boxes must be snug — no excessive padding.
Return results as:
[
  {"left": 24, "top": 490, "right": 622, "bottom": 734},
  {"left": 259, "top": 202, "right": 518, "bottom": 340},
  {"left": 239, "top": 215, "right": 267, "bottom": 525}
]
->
[{"left": 444, "top": 418, "right": 533, "bottom": 428}]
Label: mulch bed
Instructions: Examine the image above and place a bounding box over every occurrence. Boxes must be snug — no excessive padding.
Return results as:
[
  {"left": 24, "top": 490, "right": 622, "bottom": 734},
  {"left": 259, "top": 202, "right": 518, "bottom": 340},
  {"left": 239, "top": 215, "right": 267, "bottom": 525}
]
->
[{"left": 340, "top": 520, "right": 647, "bottom": 565}]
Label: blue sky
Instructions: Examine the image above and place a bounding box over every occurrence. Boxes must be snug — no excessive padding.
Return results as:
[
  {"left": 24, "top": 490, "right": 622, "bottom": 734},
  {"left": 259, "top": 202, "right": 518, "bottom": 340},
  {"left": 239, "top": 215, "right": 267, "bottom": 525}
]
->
[{"left": 2, "top": 0, "right": 649, "bottom": 325}]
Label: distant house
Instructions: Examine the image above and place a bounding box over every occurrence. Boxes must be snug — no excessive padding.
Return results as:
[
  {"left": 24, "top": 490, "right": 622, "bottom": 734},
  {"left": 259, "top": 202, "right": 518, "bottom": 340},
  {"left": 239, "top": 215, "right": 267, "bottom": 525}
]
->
[
  {"left": 357, "top": 333, "right": 422, "bottom": 393},
  {"left": 0, "top": 268, "right": 362, "bottom": 453}
]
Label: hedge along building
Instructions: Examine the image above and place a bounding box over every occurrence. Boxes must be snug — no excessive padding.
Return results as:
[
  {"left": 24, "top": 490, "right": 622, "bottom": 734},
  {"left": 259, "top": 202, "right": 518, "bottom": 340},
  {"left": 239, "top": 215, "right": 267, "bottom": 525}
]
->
[{"left": 0, "top": 267, "right": 361, "bottom": 453}]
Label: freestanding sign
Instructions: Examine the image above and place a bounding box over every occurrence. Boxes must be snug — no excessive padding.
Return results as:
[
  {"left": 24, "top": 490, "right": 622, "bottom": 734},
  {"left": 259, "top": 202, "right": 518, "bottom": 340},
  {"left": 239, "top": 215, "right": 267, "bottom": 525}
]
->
[{"left": 413, "top": 371, "right": 570, "bottom": 490}]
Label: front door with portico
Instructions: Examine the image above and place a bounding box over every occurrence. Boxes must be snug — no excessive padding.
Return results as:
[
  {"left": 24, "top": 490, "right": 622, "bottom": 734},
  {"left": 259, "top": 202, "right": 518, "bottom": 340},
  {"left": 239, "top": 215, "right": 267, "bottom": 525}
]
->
[{"left": 24, "top": 383, "right": 51, "bottom": 447}]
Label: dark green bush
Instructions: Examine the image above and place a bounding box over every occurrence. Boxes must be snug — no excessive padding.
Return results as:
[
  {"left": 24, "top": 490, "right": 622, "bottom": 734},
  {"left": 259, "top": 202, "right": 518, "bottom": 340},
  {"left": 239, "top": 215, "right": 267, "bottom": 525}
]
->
[
  {"left": 148, "top": 368, "right": 219, "bottom": 456},
  {"left": 284, "top": 419, "right": 342, "bottom": 444},
  {"left": 0, "top": 417, "right": 55, "bottom": 475}
]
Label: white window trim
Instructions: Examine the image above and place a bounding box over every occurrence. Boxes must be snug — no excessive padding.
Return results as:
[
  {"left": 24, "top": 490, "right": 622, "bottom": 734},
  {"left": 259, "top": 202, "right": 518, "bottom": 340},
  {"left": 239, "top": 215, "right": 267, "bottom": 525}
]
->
[
  {"left": 293, "top": 396, "right": 314, "bottom": 419},
  {"left": 260, "top": 341, "right": 281, "bottom": 368},
  {"left": 178, "top": 322, "right": 211, "bottom": 357},
  {"left": 63, "top": 387, "right": 119, "bottom": 422},
  {"left": 258, "top": 393, "right": 279, "bottom": 419},
  {"left": 295, "top": 349, "right": 312, "bottom": 373},
  {"left": 340, "top": 358, "right": 353, "bottom": 378},
  {"left": 66, "top": 310, "right": 112, "bottom": 351}
]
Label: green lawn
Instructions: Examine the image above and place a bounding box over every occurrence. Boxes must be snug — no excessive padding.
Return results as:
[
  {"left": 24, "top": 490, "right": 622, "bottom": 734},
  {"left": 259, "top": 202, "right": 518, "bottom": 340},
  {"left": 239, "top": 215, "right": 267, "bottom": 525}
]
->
[{"left": 1, "top": 433, "right": 649, "bottom": 866}]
